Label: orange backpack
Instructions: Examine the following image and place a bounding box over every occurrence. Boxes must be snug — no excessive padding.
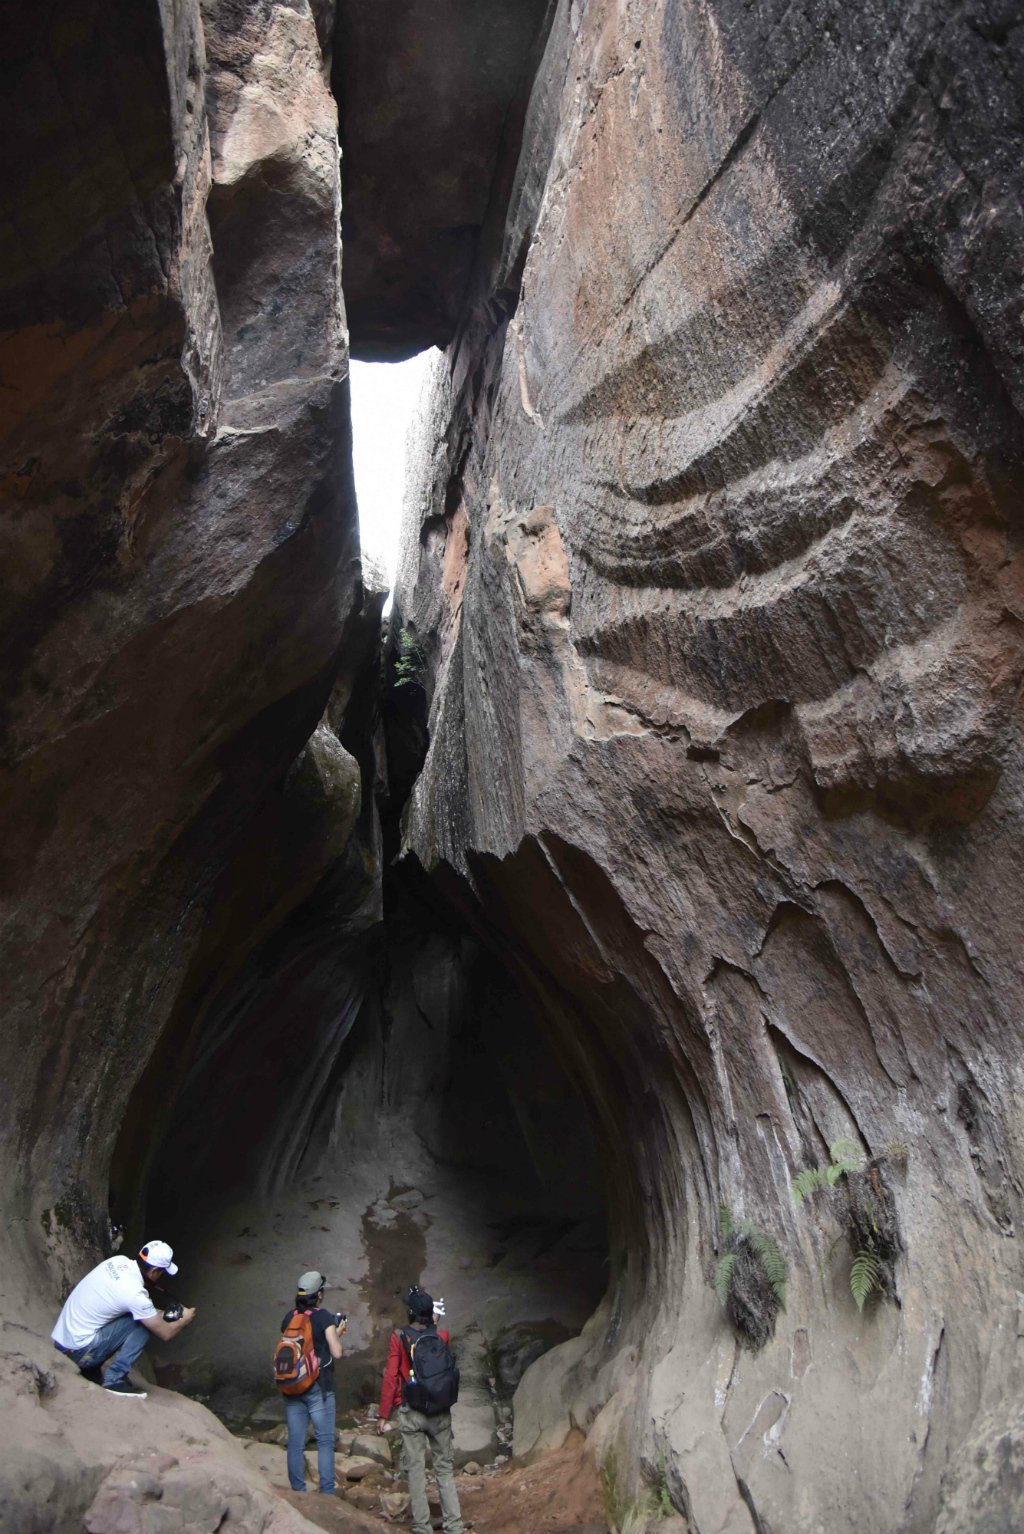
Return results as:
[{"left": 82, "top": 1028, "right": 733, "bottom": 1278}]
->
[{"left": 274, "top": 1309, "right": 320, "bottom": 1395}]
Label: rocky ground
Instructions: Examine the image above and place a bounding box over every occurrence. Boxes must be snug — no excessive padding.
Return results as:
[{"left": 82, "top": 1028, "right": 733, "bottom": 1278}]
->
[
  {"left": 0, "top": 1312, "right": 613, "bottom": 1534},
  {"left": 0, "top": 1322, "right": 322, "bottom": 1534},
  {"left": 244, "top": 1420, "right": 612, "bottom": 1534}
]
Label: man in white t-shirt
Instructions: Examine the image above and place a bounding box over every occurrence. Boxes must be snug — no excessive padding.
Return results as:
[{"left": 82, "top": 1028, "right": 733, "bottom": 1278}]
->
[{"left": 51, "top": 1240, "right": 196, "bottom": 1398}]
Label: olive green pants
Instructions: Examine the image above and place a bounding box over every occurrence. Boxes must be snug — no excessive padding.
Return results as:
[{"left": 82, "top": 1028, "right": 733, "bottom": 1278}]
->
[{"left": 397, "top": 1404, "right": 464, "bottom": 1534}]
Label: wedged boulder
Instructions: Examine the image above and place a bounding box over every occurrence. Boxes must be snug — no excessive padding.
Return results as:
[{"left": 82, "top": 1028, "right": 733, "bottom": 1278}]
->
[{"left": 335, "top": 0, "right": 553, "bottom": 357}]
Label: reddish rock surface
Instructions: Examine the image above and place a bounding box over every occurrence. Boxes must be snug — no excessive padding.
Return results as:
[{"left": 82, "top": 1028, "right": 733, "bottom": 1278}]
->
[
  {"left": 4, "top": 0, "right": 1024, "bottom": 1530},
  {"left": 0, "top": 0, "right": 358, "bottom": 1523},
  {"left": 394, "top": 1, "right": 1024, "bottom": 1530}
]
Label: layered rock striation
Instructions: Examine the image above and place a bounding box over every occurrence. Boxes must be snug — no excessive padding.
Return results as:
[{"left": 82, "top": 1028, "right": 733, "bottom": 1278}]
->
[
  {"left": 1, "top": 5, "right": 609, "bottom": 1523},
  {"left": 393, "top": 1, "right": 1024, "bottom": 1529},
  {"left": 5, "top": 0, "right": 1024, "bottom": 1529},
  {"left": 0, "top": 0, "right": 356, "bottom": 1307}
]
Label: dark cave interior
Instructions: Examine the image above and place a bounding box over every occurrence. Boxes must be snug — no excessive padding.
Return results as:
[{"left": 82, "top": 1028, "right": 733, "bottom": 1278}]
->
[{"left": 84, "top": 0, "right": 613, "bottom": 1433}]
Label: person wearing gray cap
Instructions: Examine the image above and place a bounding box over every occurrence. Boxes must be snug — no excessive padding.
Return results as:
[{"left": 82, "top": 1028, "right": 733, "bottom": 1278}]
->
[{"left": 279, "top": 1270, "right": 344, "bottom": 1494}]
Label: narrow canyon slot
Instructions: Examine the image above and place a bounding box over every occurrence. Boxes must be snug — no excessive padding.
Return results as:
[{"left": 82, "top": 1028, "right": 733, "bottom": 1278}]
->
[{"left": 2, "top": 2, "right": 1024, "bottom": 1533}]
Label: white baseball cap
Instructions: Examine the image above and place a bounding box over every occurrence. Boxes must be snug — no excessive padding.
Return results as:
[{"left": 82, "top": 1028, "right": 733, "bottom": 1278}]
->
[{"left": 140, "top": 1240, "right": 178, "bottom": 1276}]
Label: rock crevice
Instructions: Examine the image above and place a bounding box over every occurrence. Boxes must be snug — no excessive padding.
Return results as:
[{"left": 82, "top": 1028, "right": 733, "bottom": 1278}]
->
[{"left": 3, "top": 1, "right": 1024, "bottom": 1531}]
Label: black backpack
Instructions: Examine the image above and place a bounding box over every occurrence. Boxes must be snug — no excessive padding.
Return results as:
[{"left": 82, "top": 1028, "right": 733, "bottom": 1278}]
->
[{"left": 400, "top": 1326, "right": 460, "bottom": 1415}]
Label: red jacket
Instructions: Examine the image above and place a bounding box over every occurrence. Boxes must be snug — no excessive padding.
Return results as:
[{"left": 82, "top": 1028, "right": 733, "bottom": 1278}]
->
[{"left": 379, "top": 1327, "right": 451, "bottom": 1420}]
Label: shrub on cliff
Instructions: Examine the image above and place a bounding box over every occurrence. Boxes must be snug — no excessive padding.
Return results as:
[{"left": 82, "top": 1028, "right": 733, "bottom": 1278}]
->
[{"left": 712, "top": 1204, "right": 787, "bottom": 1351}]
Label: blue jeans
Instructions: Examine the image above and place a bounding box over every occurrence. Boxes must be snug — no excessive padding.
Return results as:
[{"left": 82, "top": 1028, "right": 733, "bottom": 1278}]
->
[
  {"left": 285, "top": 1387, "right": 335, "bottom": 1492},
  {"left": 63, "top": 1315, "right": 150, "bottom": 1385}
]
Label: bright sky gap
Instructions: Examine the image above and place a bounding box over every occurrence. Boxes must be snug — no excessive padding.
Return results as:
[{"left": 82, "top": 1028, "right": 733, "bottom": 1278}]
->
[{"left": 349, "top": 351, "right": 437, "bottom": 608}]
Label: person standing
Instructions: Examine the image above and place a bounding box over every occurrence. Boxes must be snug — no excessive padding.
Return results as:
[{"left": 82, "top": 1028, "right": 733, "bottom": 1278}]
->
[
  {"left": 279, "top": 1270, "right": 344, "bottom": 1495},
  {"left": 378, "top": 1285, "right": 463, "bottom": 1534},
  {"left": 51, "top": 1240, "right": 195, "bottom": 1398}
]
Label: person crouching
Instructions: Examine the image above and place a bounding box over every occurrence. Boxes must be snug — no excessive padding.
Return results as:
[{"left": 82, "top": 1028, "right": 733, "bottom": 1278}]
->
[{"left": 51, "top": 1240, "right": 195, "bottom": 1397}]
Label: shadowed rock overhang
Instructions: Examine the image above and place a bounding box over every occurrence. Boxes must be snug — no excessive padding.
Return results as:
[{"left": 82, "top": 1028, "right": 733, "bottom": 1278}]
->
[{"left": 333, "top": 0, "right": 555, "bottom": 359}]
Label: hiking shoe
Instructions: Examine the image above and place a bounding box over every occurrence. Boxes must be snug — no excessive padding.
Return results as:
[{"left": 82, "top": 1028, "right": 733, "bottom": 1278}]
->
[
  {"left": 103, "top": 1379, "right": 147, "bottom": 1398},
  {"left": 80, "top": 1365, "right": 105, "bottom": 1386}
]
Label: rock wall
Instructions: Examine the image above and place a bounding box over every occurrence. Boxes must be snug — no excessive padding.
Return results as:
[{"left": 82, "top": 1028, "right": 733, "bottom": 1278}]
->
[
  {"left": 0, "top": 0, "right": 353, "bottom": 1312},
  {"left": 0, "top": 0, "right": 359, "bottom": 1523},
  {"left": 394, "top": 1, "right": 1024, "bottom": 1530},
  {"left": 5, "top": 0, "right": 1024, "bottom": 1527},
  {"left": 0, "top": 4, "right": 612, "bottom": 1522},
  {"left": 138, "top": 854, "right": 606, "bottom": 1461}
]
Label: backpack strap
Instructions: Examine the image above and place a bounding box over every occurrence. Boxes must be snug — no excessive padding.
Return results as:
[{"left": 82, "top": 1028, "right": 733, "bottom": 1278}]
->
[{"left": 398, "top": 1326, "right": 441, "bottom": 1364}]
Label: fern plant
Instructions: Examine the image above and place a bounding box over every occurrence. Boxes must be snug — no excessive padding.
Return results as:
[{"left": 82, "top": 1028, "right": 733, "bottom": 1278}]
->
[
  {"left": 711, "top": 1202, "right": 787, "bottom": 1349},
  {"left": 743, "top": 1225, "right": 788, "bottom": 1305},
  {"left": 713, "top": 1252, "right": 737, "bottom": 1306},
  {"left": 791, "top": 1139, "right": 907, "bottom": 1310},
  {"left": 393, "top": 626, "right": 425, "bottom": 690},
  {"left": 791, "top": 1139, "right": 906, "bottom": 1205},
  {"left": 849, "top": 1248, "right": 883, "bottom": 1311},
  {"left": 605, "top": 1450, "right": 677, "bottom": 1534}
]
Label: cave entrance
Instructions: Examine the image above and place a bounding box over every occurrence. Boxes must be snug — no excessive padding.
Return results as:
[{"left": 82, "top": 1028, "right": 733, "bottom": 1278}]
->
[
  {"left": 136, "top": 849, "right": 607, "bottom": 1452},
  {"left": 107, "top": 331, "right": 609, "bottom": 1452},
  {"left": 110, "top": 0, "right": 607, "bottom": 1456}
]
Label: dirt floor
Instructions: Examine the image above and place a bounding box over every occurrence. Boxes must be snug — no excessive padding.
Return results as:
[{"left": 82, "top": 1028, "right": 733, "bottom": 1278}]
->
[{"left": 278, "top": 1434, "right": 610, "bottom": 1534}]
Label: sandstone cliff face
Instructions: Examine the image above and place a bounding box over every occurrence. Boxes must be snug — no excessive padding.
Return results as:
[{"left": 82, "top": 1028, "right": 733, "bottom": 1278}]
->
[
  {"left": 5, "top": 0, "right": 1024, "bottom": 1528},
  {"left": 1, "top": 5, "right": 609, "bottom": 1524},
  {"left": 0, "top": 0, "right": 352, "bottom": 1302},
  {"left": 0, "top": 0, "right": 356, "bottom": 1521},
  {"left": 395, "top": 1, "right": 1024, "bottom": 1529}
]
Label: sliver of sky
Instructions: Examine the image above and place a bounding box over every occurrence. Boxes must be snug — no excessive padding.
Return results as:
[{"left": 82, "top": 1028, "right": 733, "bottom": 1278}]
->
[{"left": 349, "top": 351, "right": 437, "bottom": 609}]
